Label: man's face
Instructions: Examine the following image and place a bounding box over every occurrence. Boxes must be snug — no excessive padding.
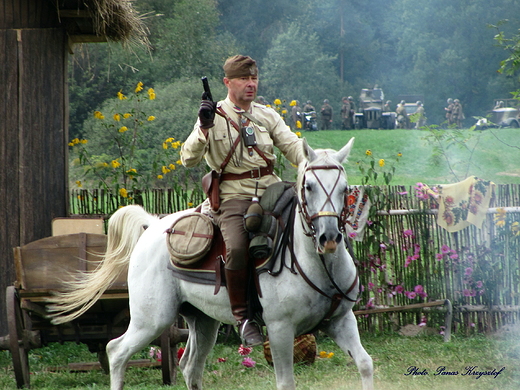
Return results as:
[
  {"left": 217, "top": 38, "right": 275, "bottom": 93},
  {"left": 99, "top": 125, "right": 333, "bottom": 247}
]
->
[{"left": 224, "top": 76, "right": 258, "bottom": 108}]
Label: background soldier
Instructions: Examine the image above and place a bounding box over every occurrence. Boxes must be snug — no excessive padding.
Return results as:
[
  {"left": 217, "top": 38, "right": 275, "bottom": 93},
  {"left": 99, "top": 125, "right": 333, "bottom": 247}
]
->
[
  {"left": 451, "top": 99, "right": 464, "bottom": 128},
  {"left": 445, "top": 98, "right": 454, "bottom": 127},
  {"left": 415, "top": 101, "right": 426, "bottom": 129},
  {"left": 396, "top": 100, "right": 409, "bottom": 129},
  {"left": 291, "top": 100, "right": 302, "bottom": 129},
  {"left": 340, "top": 96, "right": 351, "bottom": 129},
  {"left": 320, "top": 99, "right": 333, "bottom": 130}
]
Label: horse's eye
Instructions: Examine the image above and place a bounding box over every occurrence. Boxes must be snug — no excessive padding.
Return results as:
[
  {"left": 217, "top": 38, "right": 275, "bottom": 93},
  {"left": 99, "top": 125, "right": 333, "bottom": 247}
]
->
[{"left": 305, "top": 183, "right": 312, "bottom": 192}]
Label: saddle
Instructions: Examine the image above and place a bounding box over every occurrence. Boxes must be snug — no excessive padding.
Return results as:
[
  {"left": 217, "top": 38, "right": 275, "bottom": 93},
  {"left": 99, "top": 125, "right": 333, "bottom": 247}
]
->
[{"left": 166, "top": 182, "right": 297, "bottom": 296}]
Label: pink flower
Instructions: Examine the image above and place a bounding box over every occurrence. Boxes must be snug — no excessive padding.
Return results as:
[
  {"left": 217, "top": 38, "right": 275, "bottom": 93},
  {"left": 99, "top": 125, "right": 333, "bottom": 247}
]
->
[
  {"left": 404, "top": 257, "right": 412, "bottom": 268},
  {"left": 405, "top": 291, "right": 417, "bottom": 299},
  {"left": 238, "top": 344, "right": 252, "bottom": 356},
  {"left": 414, "top": 285, "right": 424, "bottom": 293},
  {"left": 441, "top": 245, "right": 451, "bottom": 254},
  {"left": 348, "top": 231, "right": 357, "bottom": 238},
  {"left": 476, "top": 281, "right": 483, "bottom": 288},
  {"left": 435, "top": 253, "right": 443, "bottom": 261},
  {"left": 366, "top": 297, "right": 375, "bottom": 309},
  {"left": 380, "top": 243, "right": 387, "bottom": 250},
  {"left": 368, "top": 282, "right": 375, "bottom": 291},
  {"left": 464, "top": 267, "right": 473, "bottom": 277},
  {"left": 395, "top": 285, "right": 404, "bottom": 294},
  {"left": 463, "top": 289, "right": 472, "bottom": 297},
  {"left": 403, "top": 229, "right": 414, "bottom": 237},
  {"left": 218, "top": 357, "right": 227, "bottom": 363},
  {"left": 242, "top": 357, "right": 256, "bottom": 368},
  {"left": 419, "top": 315, "right": 427, "bottom": 327},
  {"left": 449, "top": 253, "right": 459, "bottom": 259}
]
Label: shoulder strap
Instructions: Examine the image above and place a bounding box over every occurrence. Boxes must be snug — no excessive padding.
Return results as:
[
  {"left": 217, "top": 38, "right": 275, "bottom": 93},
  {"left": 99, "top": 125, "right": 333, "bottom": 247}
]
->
[{"left": 216, "top": 107, "right": 271, "bottom": 166}]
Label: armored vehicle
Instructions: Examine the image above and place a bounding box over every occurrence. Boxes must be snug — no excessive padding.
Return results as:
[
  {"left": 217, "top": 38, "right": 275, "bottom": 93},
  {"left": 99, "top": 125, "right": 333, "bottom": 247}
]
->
[{"left": 354, "top": 87, "right": 396, "bottom": 129}]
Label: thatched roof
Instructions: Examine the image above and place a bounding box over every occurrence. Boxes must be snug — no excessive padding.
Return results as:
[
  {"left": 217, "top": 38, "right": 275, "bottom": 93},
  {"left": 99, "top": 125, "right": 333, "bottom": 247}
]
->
[{"left": 55, "top": 0, "right": 150, "bottom": 46}]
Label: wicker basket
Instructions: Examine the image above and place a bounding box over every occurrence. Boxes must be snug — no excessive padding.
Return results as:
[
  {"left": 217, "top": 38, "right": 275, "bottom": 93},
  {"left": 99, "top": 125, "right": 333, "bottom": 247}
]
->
[{"left": 263, "top": 334, "right": 316, "bottom": 366}]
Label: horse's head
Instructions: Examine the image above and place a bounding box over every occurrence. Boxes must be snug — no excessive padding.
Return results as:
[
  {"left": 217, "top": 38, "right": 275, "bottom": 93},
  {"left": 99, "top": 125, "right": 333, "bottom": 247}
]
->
[{"left": 297, "top": 137, "right": 355, "bottom": 254}]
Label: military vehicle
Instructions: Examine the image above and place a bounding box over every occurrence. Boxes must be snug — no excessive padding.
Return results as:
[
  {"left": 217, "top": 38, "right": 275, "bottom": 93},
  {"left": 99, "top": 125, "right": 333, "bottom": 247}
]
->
[
  {"left": 354, "top": 87, "right": 396, "bottom": 129},
  {"left": 475, "top": 99, "right": 519, "bottom": 129}
]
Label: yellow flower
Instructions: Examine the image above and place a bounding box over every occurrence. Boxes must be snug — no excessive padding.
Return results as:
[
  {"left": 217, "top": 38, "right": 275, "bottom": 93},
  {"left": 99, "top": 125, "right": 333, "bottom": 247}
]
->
[
  {"left": 147, "top": 115, "right": 156, "bottom": 121},
  {"left": 119, "top": 188, "right": 128, "bottom": 198},
  {"left": 165, "top": 137, "right": 175, "bottom": 143},
  {"left": 113, "top": 113, "right": 121, "bottom": 121},
  {"left": 188, "top": 202, "right": 194, "bottom": 207},
  {"left": 296, "top": 120, "right": 302, "bottom": 129},
  {"left": 169, "top": 163, "right": 176, "bottom": 170},
  {"left": 511, "top": 221, "right": 519, "bottom": 236},
  {"left": 94, "top": 111, "right": 105, "bottom": 119},
  {"left": 117, "top": 90, "right": 127, "bottom": 100},
  {"left": 266, "top": 104, "right": 271, "bottom": 108},
  {"left": 75, "top": 180, "right": 82, "bottom": 187},
  {"left": 366, "top": 149, "right": 372, "bottom": 156},
  {"left": 176, "top": 159, "right": 182, "bottom": 165},
  {"left": 327, "top": 352, "right": 334, "bottom": 358},
  {"left": 162, "top": 166, "right": 170, "bottom": 174},
  {"left": 119, "top": 126, "right": 128, "bottom": 133},
  {"left": 163, "top": 142, "right": 168, "bottom": 149},
  {"left": 80, "top": 139, "right": 88, "bottom": 144},
  {"left": 123, "top": 113, "right": 132, "bottom": 119},
  {"left": 494, "top": 208, "right": 507, "bottom": 227},
  {"left": 111, "top": 160, "right": 121, "bottom": 168},
  {"left": 102, "top": 162, "right": 109, "bottom": 168},
  {"left": 135, "top": 81, "right": 144, "bottom": 93},
  {"left": 289, "top": 100, "right": 297, "bottom": 106},
  {"left": 379, "top": 159, "right": 385, "bottom": 167},
  {"left": 157, "top": 175, "right": 164, "bottom": 179},
  {"left": 148, "top": 88, "right": 156, "bottom": 100},
  {"left": 397, "top": 152, "right": 403, "bottom": 157},
  {"left": 172, "top": 141, "right": 181, "bottom": 149},
  {"left": 127, "top": 168, "right": 137, "bottom": 174},
  {"left": 281, "top": 109, "right": 287, "bottom": 114},
  {"left": 295, "top": 131, "right": 302, "bottom": 137},
  {"left": 273, "top": 98, "right": 282, "bottom": 105}
]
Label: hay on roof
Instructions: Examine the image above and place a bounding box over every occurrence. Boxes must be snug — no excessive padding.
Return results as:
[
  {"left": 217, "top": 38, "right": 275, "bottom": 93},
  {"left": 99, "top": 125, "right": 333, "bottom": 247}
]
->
[{"left": 86, "top": 0, "right": 150, "bottom": 47}]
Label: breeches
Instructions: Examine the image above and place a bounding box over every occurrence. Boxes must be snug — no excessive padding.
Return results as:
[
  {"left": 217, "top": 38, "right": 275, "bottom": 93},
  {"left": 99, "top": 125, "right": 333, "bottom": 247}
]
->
[{"left": 211, "top": 199, "right": 250, "bottom": 270}]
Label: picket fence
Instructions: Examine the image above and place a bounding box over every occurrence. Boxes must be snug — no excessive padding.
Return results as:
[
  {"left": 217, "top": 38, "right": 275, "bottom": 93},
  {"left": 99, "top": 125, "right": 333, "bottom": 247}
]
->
[{"left": 70, "top": 184, "right": 520, "bottom": 334}]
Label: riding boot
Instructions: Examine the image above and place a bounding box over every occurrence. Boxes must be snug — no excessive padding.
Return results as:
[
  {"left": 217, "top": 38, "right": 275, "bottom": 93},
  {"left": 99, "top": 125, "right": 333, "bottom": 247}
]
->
[{"left": 225, "top": 268, "right": 264, "bottom": 347}]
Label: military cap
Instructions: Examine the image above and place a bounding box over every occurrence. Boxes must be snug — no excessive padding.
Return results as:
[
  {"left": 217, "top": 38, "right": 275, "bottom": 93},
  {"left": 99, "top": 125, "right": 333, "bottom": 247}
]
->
[{"left": 223, "top": 55, "right": 258, "bottom": 78}]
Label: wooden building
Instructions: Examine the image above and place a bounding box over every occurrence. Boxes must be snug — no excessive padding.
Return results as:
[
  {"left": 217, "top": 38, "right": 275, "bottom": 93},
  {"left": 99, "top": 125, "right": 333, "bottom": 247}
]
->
[{"left": 0, "top": 0, "right": 147, "bottom": 336}]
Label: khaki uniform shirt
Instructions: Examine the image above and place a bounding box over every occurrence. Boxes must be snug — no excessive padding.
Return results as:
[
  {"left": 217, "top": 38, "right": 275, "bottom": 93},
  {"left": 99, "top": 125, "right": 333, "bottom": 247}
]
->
[{"left": 181, "top": 97, "right": 304, "bottom": 203}]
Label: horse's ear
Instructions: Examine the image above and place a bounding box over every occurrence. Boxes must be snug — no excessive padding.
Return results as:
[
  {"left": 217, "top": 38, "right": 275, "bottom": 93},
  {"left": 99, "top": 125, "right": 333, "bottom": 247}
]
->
[
  {"left": 302, "top": 137, "right": 318, "bottom": 162},
  {"left": 333, "top": 137, "right": 355, "bottom": 163}
]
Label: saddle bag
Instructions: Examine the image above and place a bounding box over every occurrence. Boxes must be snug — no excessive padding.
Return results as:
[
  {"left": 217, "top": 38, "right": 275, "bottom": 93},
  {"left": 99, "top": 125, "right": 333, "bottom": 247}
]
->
[
  {"left": 201, "top": 170, "right": 221, "bottom": 211},
  {"left": 166, "top": 213, "right": 214, "bottom": 266}
]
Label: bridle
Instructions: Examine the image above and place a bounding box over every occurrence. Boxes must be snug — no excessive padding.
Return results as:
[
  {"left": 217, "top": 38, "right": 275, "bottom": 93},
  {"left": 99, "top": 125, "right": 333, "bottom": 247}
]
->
[{"left": 298, "top": 162, "right": 350, "bottom": 243}]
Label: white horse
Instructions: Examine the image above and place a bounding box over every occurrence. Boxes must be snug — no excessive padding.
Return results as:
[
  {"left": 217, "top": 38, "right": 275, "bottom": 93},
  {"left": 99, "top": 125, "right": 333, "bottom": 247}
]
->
[{"left": 48, "top": 137, "right": 373, "bottom": 390}]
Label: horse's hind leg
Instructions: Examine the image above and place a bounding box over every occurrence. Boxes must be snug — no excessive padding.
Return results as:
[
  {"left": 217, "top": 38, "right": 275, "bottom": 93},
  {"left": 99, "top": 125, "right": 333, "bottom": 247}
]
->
[
  {"left": 323, "top": 310, "right": 374, "bottom": 390},
  {"left": 107, "top": 315, "right": 174, "bottom": 390},
  {"left": 179, "top": 305, "right": 221, "bottom": 390}
]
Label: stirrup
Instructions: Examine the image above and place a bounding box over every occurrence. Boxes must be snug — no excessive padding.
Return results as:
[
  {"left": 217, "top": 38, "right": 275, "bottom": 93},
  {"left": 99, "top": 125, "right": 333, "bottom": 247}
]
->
[{"left": 238, "top": 319, "right": 264, "bottom": 347}]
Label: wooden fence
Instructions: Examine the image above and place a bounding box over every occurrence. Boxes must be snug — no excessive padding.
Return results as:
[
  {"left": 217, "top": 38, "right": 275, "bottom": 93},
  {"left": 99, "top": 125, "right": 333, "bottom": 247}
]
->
[{"left": 70, "top": 184, "right": 520, "bottom": 334}]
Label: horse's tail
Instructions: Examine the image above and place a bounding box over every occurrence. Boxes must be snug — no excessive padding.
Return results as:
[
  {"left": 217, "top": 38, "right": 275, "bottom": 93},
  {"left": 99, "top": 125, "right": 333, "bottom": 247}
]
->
[{"left": 46, "top": 205, "right": 159, "bottom": 325}]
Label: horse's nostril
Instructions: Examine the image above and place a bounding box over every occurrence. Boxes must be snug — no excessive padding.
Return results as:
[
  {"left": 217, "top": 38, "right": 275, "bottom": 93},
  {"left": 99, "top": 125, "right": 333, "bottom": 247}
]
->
[{"left": 319, "top": 234, "right": 327, "bottom": 247}]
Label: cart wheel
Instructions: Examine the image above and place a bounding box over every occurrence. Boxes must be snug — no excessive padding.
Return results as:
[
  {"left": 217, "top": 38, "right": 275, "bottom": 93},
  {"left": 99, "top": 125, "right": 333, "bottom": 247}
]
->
[
  {"left": 6, "top": 286, "right": 30, "bottom": 389},
  {"left": 160, "top": 326, "right": 177, "bottom": 385}
]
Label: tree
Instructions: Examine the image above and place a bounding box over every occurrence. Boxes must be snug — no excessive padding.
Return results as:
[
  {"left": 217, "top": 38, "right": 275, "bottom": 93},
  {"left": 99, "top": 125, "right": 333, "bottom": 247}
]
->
[{"left": 262, "top": 23, "right": 351, "bottom": 119}]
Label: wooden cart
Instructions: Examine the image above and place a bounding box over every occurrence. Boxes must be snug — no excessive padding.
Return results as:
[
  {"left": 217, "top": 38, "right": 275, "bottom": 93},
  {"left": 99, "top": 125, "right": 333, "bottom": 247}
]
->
[{"left": 1, "top": 232, "right": 187, "bottom": 389}]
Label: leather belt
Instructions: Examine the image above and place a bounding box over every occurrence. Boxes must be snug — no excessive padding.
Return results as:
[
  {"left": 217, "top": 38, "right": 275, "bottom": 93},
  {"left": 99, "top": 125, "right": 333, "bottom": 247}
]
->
[{"left": 221, "top": 164, "right": 274, "bottom": 181}]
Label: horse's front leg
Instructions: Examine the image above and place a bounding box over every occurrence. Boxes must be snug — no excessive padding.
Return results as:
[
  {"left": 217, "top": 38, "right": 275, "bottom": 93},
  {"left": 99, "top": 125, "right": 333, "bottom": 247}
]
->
[
  {"left": 322, "top": 310, "right": 374, "bottom": 390},
  {"left": 265, "top": 321, "right": 297, "bottom": 390}
]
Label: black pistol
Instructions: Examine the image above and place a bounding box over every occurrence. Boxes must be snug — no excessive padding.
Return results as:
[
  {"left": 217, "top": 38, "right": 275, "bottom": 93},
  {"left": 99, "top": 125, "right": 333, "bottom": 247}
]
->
[{"left": 201, "top": 76, "right": 213, "bottom": 102}]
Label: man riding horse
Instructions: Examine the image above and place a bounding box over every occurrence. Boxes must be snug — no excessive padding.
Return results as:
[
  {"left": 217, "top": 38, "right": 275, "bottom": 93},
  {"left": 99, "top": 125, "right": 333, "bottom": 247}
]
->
[{"left": 181, "top": 55, "right": 304, "bottom": 346}]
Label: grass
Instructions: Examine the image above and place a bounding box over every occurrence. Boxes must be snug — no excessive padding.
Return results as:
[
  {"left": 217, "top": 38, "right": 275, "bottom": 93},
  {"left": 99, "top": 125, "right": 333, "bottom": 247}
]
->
[
  {"left": 301, "top": 128, "right": 520, "bottom": 186},
  {"left": 1, "top": 330, "right": 519, "bottom": 389}
]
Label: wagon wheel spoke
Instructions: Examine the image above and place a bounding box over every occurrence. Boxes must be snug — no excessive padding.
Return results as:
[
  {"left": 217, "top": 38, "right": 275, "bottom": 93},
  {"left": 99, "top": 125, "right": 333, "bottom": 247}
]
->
[{"left": 6, "top": 286, "right": 31, "bottom": 389}]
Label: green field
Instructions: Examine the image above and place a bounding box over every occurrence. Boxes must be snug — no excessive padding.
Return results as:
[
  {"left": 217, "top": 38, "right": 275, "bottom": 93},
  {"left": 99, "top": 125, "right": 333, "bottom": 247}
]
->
[
  {"left": 1, "top": 331, "right": 519, "bottom": 390},
  {"left": 301, "top": 128, "right": 520, "bottom": 186}
]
